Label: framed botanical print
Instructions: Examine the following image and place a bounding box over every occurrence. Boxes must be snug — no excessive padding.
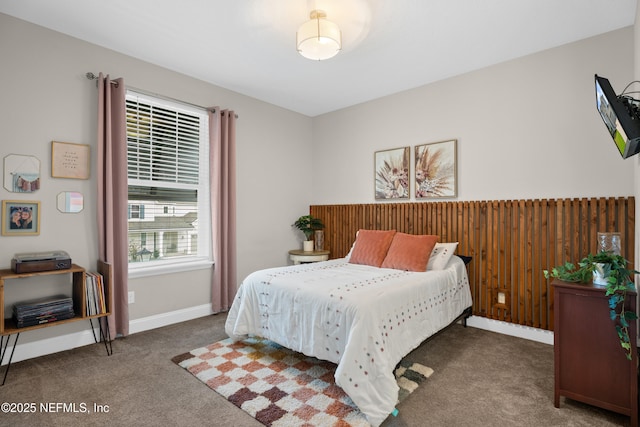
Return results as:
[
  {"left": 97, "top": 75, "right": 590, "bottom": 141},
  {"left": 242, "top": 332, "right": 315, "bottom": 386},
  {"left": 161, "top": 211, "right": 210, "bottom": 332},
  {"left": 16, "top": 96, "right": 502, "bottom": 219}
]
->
[
  {"left": 2, "top": 200, "right": 41, "bottom": 236},
  {"left": 374, "top": 146, "right": 410, "bottom": 200},
  {"left": 415, "top": 139, "right": 457, "bottom": 199}
]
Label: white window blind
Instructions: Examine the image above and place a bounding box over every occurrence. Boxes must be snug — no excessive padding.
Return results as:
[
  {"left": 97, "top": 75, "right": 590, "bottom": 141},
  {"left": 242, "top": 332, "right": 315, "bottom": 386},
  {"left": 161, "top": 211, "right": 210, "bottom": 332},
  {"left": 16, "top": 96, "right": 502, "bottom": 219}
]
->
[
  {"left": 126, "top": 97, "right": 201, "bottom": 185},
  {"left": 125, "top": 90, "right": 211, "bottom": 276}
]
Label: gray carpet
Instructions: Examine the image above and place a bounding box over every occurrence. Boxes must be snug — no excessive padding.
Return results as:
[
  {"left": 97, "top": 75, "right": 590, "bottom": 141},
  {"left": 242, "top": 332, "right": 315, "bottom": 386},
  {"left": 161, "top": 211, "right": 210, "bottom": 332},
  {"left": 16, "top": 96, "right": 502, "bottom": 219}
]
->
[{"left": 0, "top": 314, "right": 631, "bottom": 427}]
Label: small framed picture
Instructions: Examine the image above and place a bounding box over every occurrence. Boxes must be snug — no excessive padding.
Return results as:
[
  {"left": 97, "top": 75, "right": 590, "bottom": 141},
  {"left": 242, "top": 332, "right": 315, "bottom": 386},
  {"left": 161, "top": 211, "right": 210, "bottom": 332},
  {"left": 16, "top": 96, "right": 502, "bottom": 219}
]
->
[
  {"left": 3, "top": 154, "right": 41, "bottom": 193},
  {"left": 415, "top": 139, "right": 457, "bottom": 199},
  {"left": 2, "top": 200, "right": 41, "bottom": 236},
  {"left": 51, "top": 141, "right": 90, "bottom": 179},
  {"left": 375, "top": 146, "right": 410, "bottom": 200}
]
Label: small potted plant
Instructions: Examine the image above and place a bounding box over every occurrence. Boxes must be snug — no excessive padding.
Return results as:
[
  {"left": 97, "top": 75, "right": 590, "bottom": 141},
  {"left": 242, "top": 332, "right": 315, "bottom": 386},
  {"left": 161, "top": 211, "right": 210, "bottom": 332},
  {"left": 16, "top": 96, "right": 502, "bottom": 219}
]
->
[
  {"left": 544, "top": 251, "right": 638, "bottom": 360},
  {"left": 293, "top": 215, "right": 324, "bottom": 252}
]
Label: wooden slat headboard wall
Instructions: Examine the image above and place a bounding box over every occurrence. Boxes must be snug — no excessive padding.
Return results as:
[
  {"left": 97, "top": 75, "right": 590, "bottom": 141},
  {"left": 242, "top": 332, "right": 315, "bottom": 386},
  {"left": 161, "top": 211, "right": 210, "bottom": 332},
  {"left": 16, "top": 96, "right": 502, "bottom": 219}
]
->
[{"left": 310, "top": 196, "right": 635, "bottom": 331}]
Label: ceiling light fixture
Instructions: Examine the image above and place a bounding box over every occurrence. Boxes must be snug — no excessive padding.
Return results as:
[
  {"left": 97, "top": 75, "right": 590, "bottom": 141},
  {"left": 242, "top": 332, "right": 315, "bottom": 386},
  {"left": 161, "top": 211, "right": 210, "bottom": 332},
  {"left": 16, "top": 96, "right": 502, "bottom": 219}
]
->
[{"left": 296, "top": 10, "right": 342, "bottom": 61}]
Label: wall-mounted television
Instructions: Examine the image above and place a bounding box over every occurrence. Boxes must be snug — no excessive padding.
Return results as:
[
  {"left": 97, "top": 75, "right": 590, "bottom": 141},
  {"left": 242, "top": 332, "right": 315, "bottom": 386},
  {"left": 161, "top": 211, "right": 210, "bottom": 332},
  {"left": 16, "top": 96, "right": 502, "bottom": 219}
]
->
[{"left": 594, "top": 74, "right": 640, "bottom": 159}]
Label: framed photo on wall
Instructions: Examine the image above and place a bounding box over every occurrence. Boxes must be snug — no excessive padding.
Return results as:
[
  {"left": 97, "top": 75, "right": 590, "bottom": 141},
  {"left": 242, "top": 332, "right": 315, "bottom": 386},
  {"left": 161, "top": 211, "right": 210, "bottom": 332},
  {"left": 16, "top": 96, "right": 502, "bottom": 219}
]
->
[
  {"left": 415, "top": 139, "right": 457, "bottom": 199},
  {"left": 374, "top": 146, "right": 410, "bottom": 200},
  {"left": 1, "top": 200, "right": 41, "bottom": 236}
]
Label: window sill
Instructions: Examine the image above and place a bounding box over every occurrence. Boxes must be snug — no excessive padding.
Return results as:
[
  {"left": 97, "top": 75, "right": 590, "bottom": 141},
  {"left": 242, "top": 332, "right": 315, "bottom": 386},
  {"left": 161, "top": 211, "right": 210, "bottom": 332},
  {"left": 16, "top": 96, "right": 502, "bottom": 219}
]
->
[{"left": 128, "top": 258, "right": 213, "bottom": 279}]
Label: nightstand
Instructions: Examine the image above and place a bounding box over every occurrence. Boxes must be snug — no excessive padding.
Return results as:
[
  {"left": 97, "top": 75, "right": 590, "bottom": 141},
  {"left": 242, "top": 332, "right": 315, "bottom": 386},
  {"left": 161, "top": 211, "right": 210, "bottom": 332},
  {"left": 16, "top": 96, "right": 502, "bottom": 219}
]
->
[
  {"left": 552, "top": 279, "right": 638, "bottom": 425},
  {"left": 288, "top": 249, "right": 329, "bottom": 264}
]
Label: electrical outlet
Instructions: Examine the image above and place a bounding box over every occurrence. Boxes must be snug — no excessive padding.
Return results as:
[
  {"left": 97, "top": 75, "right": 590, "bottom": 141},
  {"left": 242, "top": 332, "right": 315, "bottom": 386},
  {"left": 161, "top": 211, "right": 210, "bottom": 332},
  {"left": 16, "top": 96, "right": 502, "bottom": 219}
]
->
[
  {"left": 497, "top": 291, "right": 506, "bottom": 305},
  {"left": 128, "top": 291, "right": 135, "bottom": 304}
]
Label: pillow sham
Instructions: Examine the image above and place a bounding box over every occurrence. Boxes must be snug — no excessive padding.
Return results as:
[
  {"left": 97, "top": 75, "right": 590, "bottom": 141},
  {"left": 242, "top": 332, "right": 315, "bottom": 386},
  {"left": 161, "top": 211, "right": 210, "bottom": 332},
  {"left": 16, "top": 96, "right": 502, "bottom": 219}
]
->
[
  {"left": 427, "top": 242, "right": 458, "bottom": 270},
  {"left": 348, "top": 229, "right": 396, "bottom": 267},
  {"left": 381, "top": 232, "right": 438, "bottom": 272}
]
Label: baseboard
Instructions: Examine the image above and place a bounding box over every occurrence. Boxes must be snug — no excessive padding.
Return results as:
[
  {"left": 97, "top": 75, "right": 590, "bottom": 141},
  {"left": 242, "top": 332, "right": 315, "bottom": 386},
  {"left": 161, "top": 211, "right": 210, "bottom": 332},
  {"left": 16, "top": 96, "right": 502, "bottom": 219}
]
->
[
  {"left": 1, "top": 328, "right": 103, "bottom": 365},
  {"left": 466, "top": 315, "right": 554, "bottom": 345},
  {"left": 2, "top": 304, "right": 214, "bottom": 365},
  {"left": 128, "top": 304, "right": 214, "bottom": 334},
  {"left": 4, "top": 308, "right": 553, "bottom": 366}
]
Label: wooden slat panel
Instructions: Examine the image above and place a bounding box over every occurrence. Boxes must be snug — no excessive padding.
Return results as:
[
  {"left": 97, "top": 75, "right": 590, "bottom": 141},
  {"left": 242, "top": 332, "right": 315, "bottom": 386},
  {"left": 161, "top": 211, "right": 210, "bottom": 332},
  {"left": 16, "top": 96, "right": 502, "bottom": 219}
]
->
[
  {"left": 517, "top": 200, "right": 526, "bottom": 325},
  {"left": 309, "top": 196, "right": 633, "bottom": 332},
  {"left": 628, "top": 198, "right": 635, "bottom": 263},
  {"left": 471, "top": 201, "right": 481, "bottom": 316},
  {"left": 497, "top": 200, "right": 506, "bottom": 321},
  {"left": 572, "top": 199, "right": 581, "bottom": 261},
  {"left": 486, "top": 201, "right": 494, "bottom": 318},
  {"left": 532, "top": 200, "right": 540, "bottom": 328},
  {"left": 547, "top": 199, "right": 556, "bottom": 329},
  {"left": 511, "top": 201, "right": 519, "bottom": 324},
  {"left": 539, "top": 199, "right": 548, "bottom": 330}
]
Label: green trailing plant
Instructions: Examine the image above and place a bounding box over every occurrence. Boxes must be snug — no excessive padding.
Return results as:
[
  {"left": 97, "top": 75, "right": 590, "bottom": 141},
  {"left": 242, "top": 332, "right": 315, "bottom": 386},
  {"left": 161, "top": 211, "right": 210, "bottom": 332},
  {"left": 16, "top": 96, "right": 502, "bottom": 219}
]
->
[
  {"left": 544, "top": 251, "right": 638, "bottom": 360},
  {"left": 293, "top": 215, "right": 324, "bottom": 241}
]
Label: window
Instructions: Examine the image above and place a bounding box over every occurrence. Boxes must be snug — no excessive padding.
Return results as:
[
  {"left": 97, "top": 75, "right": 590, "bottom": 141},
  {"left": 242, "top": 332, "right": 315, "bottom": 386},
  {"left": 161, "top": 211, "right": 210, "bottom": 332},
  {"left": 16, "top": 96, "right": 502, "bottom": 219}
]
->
[
  {"left": 128, "top": 204, "right": 144, "bottom": 219},
  {"left": 126, "top": 91, "right": 211, "bottom": 275}
]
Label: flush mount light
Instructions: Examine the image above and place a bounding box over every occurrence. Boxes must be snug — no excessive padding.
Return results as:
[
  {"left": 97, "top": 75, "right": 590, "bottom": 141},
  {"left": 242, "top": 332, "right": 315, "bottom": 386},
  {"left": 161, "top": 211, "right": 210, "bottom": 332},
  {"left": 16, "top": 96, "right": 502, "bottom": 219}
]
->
[{"left": 296, "top": 9, "right": 342, "bottom": 61}]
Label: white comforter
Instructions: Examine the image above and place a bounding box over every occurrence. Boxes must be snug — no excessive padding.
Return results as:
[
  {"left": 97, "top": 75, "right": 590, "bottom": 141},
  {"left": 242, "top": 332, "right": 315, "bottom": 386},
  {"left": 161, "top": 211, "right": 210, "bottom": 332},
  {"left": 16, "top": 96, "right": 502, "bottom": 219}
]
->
[{"left": 225, "top": 256, "right": 472, "bottom": 426}]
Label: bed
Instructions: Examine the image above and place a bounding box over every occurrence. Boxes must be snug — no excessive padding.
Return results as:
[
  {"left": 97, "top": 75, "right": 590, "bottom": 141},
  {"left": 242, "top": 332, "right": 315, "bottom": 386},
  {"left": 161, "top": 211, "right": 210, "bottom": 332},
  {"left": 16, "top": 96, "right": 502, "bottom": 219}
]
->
[{"left": 225, "top": 231, "right": 473, "bottom": 426}]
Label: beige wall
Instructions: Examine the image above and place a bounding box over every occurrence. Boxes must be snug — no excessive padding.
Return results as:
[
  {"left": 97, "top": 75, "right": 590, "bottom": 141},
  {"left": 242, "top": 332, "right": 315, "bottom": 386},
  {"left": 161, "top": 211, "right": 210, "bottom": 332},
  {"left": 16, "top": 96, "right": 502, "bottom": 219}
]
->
[
  {"left": 311, "top": 27, "right": 635, "bottom": 204},
  {"left": 0, "top": 13, "right": 313, "bottom": 346},
  {"left": 0, "top": 11, "right": 637, "bottom": 354}
]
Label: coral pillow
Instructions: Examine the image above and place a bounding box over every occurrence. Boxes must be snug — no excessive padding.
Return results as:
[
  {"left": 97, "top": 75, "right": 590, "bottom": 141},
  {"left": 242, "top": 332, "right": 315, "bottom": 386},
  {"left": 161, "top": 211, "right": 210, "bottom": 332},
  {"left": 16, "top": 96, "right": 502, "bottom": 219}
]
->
[
  {"left": 381, "top": 233, "right": 439, "bottom": 272},
  {"left": 348, "top": 230, "right": 396, "bottom": 267},
  {"left": 427, "top": 242, "right": 459, "bottom": 270}
]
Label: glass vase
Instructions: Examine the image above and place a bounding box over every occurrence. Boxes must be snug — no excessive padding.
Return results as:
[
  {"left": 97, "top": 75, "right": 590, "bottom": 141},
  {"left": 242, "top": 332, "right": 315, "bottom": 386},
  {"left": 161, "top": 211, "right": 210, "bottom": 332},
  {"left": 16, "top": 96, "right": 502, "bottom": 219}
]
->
[
  {"left": 314, "top": 230, "right": 324, "bottom": 251},
  {"left": 597, "top": 232, "right": 621, "bottom": 255}
]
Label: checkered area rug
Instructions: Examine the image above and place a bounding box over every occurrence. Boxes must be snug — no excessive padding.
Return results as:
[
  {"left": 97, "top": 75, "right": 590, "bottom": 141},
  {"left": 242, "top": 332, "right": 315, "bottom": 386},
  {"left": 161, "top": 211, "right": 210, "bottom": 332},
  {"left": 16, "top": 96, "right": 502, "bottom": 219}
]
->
[{"left": 172, "top": 337, "right": 433, "bottom": 426}]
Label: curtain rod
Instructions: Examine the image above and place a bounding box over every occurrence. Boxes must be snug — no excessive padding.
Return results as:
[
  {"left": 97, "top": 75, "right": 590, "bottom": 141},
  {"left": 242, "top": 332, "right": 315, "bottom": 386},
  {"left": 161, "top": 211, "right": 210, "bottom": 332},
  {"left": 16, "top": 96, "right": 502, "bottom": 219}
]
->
[
  {"left": 86, "top": 72, "right": 119, "bottom": 87},
  {"left": 85, "top": 72, "right": 238, "bottom": 118}
]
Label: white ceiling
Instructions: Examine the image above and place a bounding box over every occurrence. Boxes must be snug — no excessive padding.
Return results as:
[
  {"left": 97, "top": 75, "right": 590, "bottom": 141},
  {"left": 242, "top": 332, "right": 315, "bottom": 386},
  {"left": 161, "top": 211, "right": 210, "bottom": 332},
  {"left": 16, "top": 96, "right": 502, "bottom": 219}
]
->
[{"left": 0, "top": 0, "right": 636, "bottom": 116}]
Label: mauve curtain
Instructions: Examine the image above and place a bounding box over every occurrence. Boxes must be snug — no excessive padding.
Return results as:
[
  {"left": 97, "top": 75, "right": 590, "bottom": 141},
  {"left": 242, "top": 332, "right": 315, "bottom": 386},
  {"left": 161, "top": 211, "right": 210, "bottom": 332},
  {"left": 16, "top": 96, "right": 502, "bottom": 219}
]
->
[
  {"left": 96, "top": 73, "right": 129, "bottom": 337},
  {"left": 209, "top": 108, "right": 237, "bottom": 312}
]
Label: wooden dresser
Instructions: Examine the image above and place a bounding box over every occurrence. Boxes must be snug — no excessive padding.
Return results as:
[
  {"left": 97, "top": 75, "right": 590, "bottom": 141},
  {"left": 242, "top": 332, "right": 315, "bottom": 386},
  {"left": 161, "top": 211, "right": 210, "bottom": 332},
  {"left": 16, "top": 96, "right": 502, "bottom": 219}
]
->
[{"left": 553, "top": 279, "right": 638, "bottom": 425}]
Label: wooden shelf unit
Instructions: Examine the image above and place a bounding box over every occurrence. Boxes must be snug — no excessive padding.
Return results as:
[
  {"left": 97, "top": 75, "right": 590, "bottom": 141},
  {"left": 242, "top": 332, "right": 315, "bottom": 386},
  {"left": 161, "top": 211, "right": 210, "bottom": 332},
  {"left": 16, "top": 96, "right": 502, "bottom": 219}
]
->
[
  {"left": 0, "top": 262, "right": 112, "bottom": 335},
  {"left": 0, "top": 261, "right": 113, "bottom": 385}
]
